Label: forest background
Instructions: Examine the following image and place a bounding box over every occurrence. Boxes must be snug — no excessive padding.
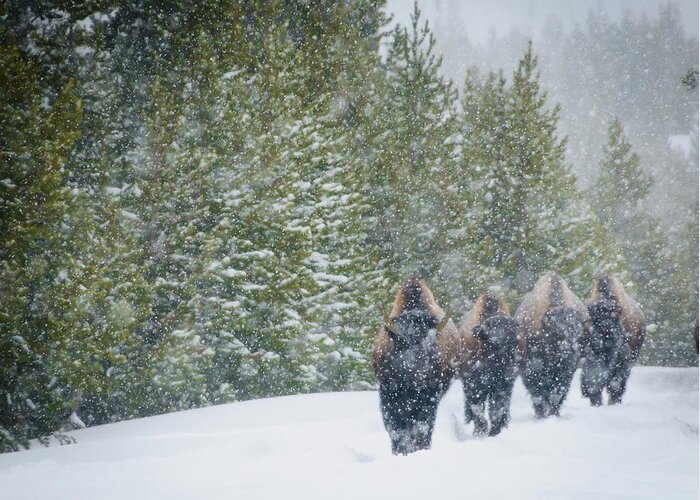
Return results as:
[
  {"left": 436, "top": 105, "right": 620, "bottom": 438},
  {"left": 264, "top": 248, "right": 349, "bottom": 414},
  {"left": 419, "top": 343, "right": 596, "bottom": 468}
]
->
[{"left": 1, "top": 0, "right": 697, "bottom": 452}]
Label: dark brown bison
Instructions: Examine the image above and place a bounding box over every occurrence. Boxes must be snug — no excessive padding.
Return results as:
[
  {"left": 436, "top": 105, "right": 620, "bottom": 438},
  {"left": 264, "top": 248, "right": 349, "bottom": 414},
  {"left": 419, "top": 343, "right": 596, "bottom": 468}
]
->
[
  {"left": 515, "top": 271, "right": 589, "bottom": 418},
  {"left": 373, "top": 279, "right": 459, "bottom": 455},
  {"left": 456, "top": 290, "right": 518, "bottom": 436},
  {"left": 580, "top": 275, "right": 646, "bottom": 405}
]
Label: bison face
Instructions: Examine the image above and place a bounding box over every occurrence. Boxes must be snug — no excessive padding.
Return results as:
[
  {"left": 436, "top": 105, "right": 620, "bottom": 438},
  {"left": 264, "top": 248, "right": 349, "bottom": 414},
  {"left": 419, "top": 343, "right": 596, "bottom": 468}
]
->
[
  {"left": 587, "top": 302, "right": 624, "bottom": 353},
  {"left": 542, "top": 306, "right": 585, "bottom": 350},
  {"left": 387, "top": 309, "right": 440, "bottom": 349}
]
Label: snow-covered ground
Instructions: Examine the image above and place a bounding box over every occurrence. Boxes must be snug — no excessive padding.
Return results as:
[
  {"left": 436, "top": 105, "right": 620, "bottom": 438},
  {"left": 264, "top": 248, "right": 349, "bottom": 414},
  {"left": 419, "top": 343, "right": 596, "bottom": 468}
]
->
[{"left": 1, "top": 367, "right": 697, "bottom": 500}]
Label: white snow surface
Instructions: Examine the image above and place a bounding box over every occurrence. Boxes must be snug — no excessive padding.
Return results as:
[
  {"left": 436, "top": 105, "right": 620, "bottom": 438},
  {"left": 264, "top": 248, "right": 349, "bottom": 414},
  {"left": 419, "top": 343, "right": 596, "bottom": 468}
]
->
[{"left": 1, "top": 367, "right": 697, "bottom": 500}]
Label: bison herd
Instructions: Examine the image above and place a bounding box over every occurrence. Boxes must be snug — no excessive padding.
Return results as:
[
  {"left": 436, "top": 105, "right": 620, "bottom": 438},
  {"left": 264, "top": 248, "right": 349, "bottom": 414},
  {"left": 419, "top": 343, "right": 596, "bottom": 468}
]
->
[{"left": 373, "top": 272, "right": 646, "bottom": 455}]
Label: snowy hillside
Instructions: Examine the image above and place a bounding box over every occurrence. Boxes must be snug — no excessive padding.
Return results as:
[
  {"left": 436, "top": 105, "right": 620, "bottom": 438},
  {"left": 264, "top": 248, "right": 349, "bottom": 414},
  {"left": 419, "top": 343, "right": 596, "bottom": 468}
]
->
[{"left": 1, "top": 368, "right": 697, "bottom": 500}]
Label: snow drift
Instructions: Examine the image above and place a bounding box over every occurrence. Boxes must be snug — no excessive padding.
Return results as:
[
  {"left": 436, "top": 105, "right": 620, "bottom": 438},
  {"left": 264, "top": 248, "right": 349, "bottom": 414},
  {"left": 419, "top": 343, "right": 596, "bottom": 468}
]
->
[{"left": 0, "top": 367, "right": 697, "bottom": 500}]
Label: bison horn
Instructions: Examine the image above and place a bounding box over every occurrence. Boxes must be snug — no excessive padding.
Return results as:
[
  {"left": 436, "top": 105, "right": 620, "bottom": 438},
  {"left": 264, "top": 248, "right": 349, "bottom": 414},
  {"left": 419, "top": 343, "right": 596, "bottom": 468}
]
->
[
  {"left": 436, "top": 314, "right": 451, "bottom": 334},
  {"left": 384, "top": 314, "right": 398, "bottom": 336}
]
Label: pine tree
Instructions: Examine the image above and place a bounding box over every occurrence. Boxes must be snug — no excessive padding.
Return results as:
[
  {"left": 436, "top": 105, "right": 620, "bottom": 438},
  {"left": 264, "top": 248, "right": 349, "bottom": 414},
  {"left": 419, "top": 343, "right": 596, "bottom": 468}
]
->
[
  {"left": 287, "top": 91, "right": 385, "bottom": 391},
  {"left": 125, "top": 4, "right": 387, "bottom": 400},
  {"left": 44, "top": 191, "right": 153, "bottom": 426},
  {"left": 591, "top": 119, "right": 653, "bottom": 228},
  {"left": 289, "top": 1, "right": 390, "bottom": 390},
  {"left": 0, "top": 24, "right": 83, "bottom": 450},
  {"left": 592, "top": 118, "right": 697, "bottom": 365},
  {"left": 460, "top": 67, "right": 511, "bottom": 293},
  {"left": 462, "top": 43, "right": 627, "bottom": 302},
  {"left": 364, "top": 3, "right": 466, "bottom": 308},
  {"left": 664, "top": 203, "right": 699, "bottom": 365}
]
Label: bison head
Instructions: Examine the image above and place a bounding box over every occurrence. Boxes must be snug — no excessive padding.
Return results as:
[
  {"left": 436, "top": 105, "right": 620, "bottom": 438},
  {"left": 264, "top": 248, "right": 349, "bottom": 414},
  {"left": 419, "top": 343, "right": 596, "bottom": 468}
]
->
[{"left": 384, "top": 310, "right": 449, "bottom": 349}]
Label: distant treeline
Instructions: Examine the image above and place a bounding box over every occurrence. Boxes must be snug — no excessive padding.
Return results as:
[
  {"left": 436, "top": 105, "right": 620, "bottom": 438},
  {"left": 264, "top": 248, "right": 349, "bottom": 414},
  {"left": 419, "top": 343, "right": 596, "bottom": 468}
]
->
[
  {"left": 0, "top": 1, "right": 697, "bottom": 452},
  {"left": 432, "top": 1, "right": 698, "bottom": 227}
]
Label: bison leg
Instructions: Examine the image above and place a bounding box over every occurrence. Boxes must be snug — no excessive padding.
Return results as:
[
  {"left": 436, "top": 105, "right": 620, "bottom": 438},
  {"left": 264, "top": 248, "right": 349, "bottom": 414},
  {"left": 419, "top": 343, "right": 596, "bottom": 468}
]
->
[
  {"left": 462, "top": 373, "right": 488, "bottom": 435},
  {"left": 388, "top": 418, "right": 434, "bottom": 455},
  {"left": 416, "top": 413, "right": 437, "bottom": 450},
  {"left": 531, "top": 396, "right": 551, "bottom": 419},
  {"left": 607, "top": 383, "right": 626, "bottom": 405},
  {"left": 520, "top": 355, "right": 555, "bottom": 418},
  {"left": 581, "top": 357, "right": 608, "bottom": 406},
  {"left": 463, "top": 391, "right": 487, "bottom": 434},
  {"left": 470, "top": 401, "right": 488, "bottom": 435},
  {"left": 464, "top": 404, "right": 474, "bottom": 424},
  {"left": 391, "top": 428, "right": 429, "bottom": 454},
  {"left": 607, "top": 358, "right": 632, "bottom": 405},
  {"left": 384, "top": 393, "right": 440, "bottom": 455},
  {"left": 389, "top": 431, "right": 411, "bottom": 455},
  {"left": 523, "top": 375, "right": 552, "bottom": 419},
  {"left": 589, "top": 391, "right": 604, "bottom": 406},
  {"left": 550, "top": 395, "right": 564, "bottom": 416},
  {"left": 487, "top": 382, "right": 514, "bottom": 436},
  {"left": 550, "top": 363, "right": 577, "bottom": 416}
]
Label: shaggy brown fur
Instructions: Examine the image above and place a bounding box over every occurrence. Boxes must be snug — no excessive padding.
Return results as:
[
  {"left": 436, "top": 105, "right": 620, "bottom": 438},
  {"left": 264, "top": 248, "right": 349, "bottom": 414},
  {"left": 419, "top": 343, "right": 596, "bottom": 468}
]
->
[
  {"left": 456, "top": 290, "right": 518, "bottom": 436},
  {"left": 515, "top": 271, "right": 589, "bottom": 418},
  {"left": 372, "top": 278, "right": 459, "bottom": 455},
  {"left": 373, "top": 279, "right": 460, "bottom": 378},
  {"left": 457, "top": 289, "right": 510, "bottom": 340},
  {"left": 588, "top": 275, "right": 645, "bottom": 360},
  {"left": 453, "top": 290, "right": 511, "bottom": 373},
  {"left": 581, "top": 275, "right": 646, "bottom": 405},
  {"left": 515, "top": 271, "right": 587, "bottom": 351}
]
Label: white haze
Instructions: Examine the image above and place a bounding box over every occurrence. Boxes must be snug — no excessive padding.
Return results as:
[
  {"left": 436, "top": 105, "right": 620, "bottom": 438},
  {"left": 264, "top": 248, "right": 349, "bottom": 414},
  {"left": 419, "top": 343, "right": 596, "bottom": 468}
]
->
[
  {"left": 386, "top": 0, "right": 699, "bottom": 230},
  {"left": 386, "top": 0, "right": 699, "bottom": 41}
]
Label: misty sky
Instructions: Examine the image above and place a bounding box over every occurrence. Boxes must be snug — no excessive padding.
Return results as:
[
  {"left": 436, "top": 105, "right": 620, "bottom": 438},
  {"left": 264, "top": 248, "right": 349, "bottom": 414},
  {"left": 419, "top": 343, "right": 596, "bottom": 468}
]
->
[{"left": 386, "top": 0, "right": 699, "bottom": 40}]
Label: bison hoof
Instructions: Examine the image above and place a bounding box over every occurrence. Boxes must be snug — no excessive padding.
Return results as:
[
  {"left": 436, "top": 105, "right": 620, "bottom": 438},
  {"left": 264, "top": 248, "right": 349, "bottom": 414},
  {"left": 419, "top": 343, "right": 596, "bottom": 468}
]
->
[{"left": 590, "top": 395, "right": 603, "bottom": 406}]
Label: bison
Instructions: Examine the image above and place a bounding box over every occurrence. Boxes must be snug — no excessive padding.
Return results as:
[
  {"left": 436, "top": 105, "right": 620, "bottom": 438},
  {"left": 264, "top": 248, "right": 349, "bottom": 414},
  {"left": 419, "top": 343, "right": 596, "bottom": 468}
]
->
[
  {"left": 515, "top": 271, "right": 589, "bottom": 418},
  {"left": 580, "top": 275, "right": 646, "bottom": 405},
  {"left": 456, "top": 290, "right": 519, "bottom": 436},
  {"left": 373, "top": 278, "right": 459, "bottom": 455}
]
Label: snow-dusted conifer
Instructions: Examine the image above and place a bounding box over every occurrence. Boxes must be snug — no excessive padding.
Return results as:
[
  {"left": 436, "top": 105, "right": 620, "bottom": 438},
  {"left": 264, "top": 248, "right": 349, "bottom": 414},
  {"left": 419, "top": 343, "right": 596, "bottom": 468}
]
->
[
  {"left": 365, "top": 4, "right": 467, "bottom": 309},
  {"left": 0, "top": 31, "right": 83, "bottom": 450},
  {"left": 462, "top": 43, "right": 626, "bottom": 301},
  {"left": 592, "top": 118, "right": 696, "bottom": 365}
]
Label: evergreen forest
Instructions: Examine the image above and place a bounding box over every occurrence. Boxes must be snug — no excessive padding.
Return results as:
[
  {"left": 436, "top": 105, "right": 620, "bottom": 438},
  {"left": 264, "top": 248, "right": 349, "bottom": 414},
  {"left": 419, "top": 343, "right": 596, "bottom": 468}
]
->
[{"left": 1, "top": 0, "right": 697, "bottom": 452}]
